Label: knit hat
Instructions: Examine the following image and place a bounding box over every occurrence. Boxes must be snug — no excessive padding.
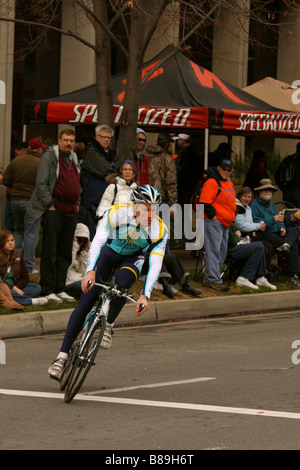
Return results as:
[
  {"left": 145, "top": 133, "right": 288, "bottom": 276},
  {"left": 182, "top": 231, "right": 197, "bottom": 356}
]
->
[
  {"left": 74, "top": 223, "right": 90, "bottom": 239},
  {"left": 118, "top": 159, "right": 137, "bottom": 176}
]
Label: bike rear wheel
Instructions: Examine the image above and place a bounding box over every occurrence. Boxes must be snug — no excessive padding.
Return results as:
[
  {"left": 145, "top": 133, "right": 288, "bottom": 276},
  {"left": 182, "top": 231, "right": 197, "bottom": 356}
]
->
[{"left": 63, "top": 314, "right": 106, "bottom": 403}]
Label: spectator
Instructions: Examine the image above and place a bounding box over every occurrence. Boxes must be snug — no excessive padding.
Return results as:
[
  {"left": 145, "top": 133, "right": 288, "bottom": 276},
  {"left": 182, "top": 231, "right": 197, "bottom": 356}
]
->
[
  {"left": 3, "top": 142, "right": 28, "bottom": 233},
  {"left": 0, "top": 229, "right": 48, "bottom": 305},
  {"left": 26, "top": 128, "right": 81, "bottom": 302},
  {"left": 243, "top": 149, "right": 270, "bottom": 192},
  {"left": 251, "top": 178, "right": 300, "bottom": 288},
  {"left": 232, "top": 186, "right": 273, "bottom": 271},
  {"left": 64, "top": 223, "right": 91, "bottom": 298},
  {"left": 274, "top": 142, "right": 300, "bottom": 207},
  {"left": 227, "top": 200, "right": 277, "bottom": 290},
  {"left": 174, "top": 133, "right": 202, "bottom": 203},
  {"left": 134, "top": 128, "right": 150, "bottom": 185},
  {"left": 208, "top": 142, "right": 233, "bottom": 168},
  {"left": 158, "top": 253, "right": 202, "bottom": 298},
  {"left": 80, "top": 125, "right": 121, "bottom": 239},
  {"left": 2, "top": 137, "right": 46, "bottom": 273},
  {"left": 145, "top": 132, "right": 178, "bottom": 208},
  {"left": 96, "top": 160, "right": 138, "bottom": 220},
  {"left": 199, "top": 158, "right": 236, "bottom": 291},
  {"left": 145, "top": 133, "right": 178, "bottom": 251}
]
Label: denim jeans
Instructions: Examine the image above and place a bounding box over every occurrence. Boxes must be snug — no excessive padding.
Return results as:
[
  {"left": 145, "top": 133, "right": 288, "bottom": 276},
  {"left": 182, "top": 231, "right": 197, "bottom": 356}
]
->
[
  {"left": 10, "top": 283, "right": 41, "bottom": 306},
  {"left": 23, "top": 214, "right": 41, "bottom": 273}
]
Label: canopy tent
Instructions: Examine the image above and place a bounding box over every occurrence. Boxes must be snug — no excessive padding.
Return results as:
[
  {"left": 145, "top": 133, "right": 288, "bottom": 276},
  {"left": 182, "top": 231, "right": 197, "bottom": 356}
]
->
[
  {"left": 25, "top": 45, "right": 300, "bottom": 141},
  {"left": 243, "top": 77, "right": 300, "bottom": 113}
]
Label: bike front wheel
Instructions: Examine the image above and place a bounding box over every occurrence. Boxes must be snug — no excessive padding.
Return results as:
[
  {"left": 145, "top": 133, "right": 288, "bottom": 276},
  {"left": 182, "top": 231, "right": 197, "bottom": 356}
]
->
[{"left": 63, "top": 314, "right": 106, "bottom": 403}]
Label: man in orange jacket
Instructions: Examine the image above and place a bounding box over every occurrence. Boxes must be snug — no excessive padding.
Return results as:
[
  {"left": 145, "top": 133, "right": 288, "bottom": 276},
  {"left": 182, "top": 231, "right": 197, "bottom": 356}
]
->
[{"left": 199, "top": 158, "right": 236, "bottom": 290}]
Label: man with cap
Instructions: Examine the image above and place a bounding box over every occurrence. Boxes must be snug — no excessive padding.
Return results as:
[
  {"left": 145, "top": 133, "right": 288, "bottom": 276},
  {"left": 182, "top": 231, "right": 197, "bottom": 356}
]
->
[
  {"left": 2, "top": 137, "right": 47, "bottom": 273},
  {"left": 198, "top": 158, "right": 236, "bottom": 291},
  {"left": 208, "top": 142, "right": 233, "bottom": 168},
  {"left": 251, "top": 178, "right": 300, "bottom": 288}
]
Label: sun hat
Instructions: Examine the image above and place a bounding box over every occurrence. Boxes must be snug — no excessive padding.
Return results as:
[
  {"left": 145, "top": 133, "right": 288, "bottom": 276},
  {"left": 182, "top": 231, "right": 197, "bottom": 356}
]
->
[{"left": 254, "top": 178, "right": 277, "bottom": 192}]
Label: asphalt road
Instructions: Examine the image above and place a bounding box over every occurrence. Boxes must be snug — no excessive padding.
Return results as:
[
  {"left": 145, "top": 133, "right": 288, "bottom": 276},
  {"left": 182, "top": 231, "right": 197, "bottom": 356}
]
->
[{"left": 1, "top": 311, "right": 300, "bottom": 451}]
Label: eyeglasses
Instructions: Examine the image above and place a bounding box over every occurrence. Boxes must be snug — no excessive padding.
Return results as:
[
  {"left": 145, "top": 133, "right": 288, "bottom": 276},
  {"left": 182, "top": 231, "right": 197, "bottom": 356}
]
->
[
  {"left": 98, "top": 135, "right": 111, "bottom": 140},
  {"left": 138, "top": 138, "right": 146, "bottom": 142}
]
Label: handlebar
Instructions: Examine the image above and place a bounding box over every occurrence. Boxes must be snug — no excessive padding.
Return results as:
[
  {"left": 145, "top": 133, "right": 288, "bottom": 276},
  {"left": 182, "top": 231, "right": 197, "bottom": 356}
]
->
[{"left": 87, "top": 280, "right": 145, "bottom": 312}]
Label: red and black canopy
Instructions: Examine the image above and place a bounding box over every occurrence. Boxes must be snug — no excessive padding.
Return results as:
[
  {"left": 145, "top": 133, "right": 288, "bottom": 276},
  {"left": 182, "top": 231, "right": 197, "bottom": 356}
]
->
[{"left": 25, "top": 45, "right": 300, "bottom": 137}]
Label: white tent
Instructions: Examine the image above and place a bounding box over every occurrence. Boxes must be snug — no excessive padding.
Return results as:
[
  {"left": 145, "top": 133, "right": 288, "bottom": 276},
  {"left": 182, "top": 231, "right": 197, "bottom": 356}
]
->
[{"left": 243, "top": 77, "right": 300, "bottom": 113}]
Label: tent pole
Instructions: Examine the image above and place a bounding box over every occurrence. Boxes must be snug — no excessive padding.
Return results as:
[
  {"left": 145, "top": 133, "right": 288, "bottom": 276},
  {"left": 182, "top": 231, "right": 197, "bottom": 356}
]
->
[{"left": 204, "top": 128, "right": 209, "bottom": 170}]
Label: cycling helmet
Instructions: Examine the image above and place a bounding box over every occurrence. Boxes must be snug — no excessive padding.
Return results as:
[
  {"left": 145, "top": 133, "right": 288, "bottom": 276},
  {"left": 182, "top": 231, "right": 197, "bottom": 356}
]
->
[{"left": 130, "top": 185, "right": 161, "bottom": 204}]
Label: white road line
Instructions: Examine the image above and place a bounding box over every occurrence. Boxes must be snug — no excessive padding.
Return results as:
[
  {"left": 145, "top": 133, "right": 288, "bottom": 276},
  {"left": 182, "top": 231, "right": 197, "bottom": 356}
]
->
[
  {"left": 1, "top": 388, "right": 300, "bottom": 420},
  {"left": 87, "top": 377, "right": 216, "bottom": 395}
]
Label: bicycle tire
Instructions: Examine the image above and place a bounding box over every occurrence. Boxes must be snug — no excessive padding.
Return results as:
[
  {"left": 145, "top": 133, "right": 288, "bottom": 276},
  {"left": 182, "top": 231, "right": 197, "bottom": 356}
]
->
[{"left": 64, "top": 315, "right": 106, "bottom": 403}]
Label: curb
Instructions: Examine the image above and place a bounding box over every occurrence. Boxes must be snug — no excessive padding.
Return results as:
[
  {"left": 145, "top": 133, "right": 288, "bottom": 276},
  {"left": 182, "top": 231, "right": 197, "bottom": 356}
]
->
[{"left": 1, "top": 290, "right": 300, "bottom": 339}]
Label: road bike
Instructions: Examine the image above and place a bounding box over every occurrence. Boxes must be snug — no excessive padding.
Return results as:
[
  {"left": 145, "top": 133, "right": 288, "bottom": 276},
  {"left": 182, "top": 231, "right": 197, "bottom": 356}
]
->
[{"left": 60, "top": 280, "right": 143, "bottom": 403}]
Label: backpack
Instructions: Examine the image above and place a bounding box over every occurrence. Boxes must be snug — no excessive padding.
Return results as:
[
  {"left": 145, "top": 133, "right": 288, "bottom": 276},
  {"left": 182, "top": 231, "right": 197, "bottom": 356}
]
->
[
  {"left": 191, "top": 176, "right": 222, "bottom": 211},
  {"left": 274, "top": 154, "right": 296, "bottom": 191}
]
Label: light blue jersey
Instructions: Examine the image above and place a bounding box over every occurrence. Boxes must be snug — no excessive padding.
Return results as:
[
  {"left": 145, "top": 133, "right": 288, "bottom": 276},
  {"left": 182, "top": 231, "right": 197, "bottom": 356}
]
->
[{"left": 86, "top": 204, "right": 168, "bottom": 298}]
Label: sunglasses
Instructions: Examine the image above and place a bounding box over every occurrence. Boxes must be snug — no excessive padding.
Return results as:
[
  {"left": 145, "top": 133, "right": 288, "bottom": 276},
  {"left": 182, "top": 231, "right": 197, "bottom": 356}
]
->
[
  {"left": 138, "top": 138, "right": 146, "bottom": 142},
  {"left": 221, "top": 167, "right": 232, "bottom": 173}
]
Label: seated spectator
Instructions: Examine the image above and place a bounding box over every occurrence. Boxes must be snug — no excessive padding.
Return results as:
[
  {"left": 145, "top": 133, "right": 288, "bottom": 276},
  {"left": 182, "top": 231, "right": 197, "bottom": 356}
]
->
[
  {"left": 0, "top": 280, "right": 23, "bottom": 310},
  {"left": 141, "top": 253, "right": 202, "bottom": 298},
  {"left": 243, "top": 149, "right": 270, "bottom": 192},
  {"left": 251, "top": 179, "right": 300, "bottom": 288},
  {"left": 227, "top": 200, "right": 276, "bottom": 290},
  {"left": 232, "top": 187, "right": 273, "bottom": 272},
  {"left": 0, "top": 229, "right": 48, "bottom": 306},
  {"left": 96, "top": 160, "right": 138, "bottom": 220},
  {"left": 65, "top": 223, "right": 91, "bottom": 298},
  {"left": 198, "top": 159, "right": 236, "bottom": 291}
]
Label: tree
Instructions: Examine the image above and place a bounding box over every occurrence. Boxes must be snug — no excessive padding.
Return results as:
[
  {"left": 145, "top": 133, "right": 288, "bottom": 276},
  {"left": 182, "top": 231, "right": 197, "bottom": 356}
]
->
[{"left": 1, "top": 0, "right": 300, "bottom": 157}]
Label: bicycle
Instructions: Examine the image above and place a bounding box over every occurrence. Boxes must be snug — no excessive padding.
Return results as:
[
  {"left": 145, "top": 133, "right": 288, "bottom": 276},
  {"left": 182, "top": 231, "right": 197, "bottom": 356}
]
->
[{"left": 60, "top": 280, "right": 144, "bottom": 403}]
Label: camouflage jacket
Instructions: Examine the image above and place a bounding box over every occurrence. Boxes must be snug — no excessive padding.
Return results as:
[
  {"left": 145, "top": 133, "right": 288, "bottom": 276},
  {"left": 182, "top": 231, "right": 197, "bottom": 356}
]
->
[{"left": 144, "top": 145, "right": 178, "bottom": 205}]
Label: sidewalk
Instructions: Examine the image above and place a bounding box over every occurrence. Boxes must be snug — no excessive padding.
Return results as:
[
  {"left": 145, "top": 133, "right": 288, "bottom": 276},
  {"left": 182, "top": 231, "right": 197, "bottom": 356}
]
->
[
  {"left": 1, "top": 289, "right": 300, "bottom": 340},
  {"left": 1, "top": 250, "right": 300, "bottom": 339}
]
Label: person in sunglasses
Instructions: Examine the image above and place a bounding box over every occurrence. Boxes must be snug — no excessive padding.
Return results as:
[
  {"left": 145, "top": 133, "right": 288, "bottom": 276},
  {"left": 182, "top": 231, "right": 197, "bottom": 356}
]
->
[
  {"left": 134, "top": 128, "right": 150, "bottom": 185},
  {"left": 199, "top": 158, "right": 236, "bottom": 291}
]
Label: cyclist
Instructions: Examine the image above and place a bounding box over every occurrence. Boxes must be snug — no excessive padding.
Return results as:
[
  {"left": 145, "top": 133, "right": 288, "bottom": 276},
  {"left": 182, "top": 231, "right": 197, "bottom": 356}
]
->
[{"left": 48, "top": 185, "right": 168, "bottom": 381}]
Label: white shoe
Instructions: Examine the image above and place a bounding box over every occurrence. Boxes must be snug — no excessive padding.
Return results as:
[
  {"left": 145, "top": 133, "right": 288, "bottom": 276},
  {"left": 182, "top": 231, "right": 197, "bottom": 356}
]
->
[
  {"left": 256, "top": 276, "right": 277, "bottom": 290},
  {"left": 57, "top": 291, "right": 75, "bottom": 301},
  {"left": 32, "top": 297, "right": 49, "bottom": 305},
  {"left": 100, "top": 326, "right": 113, "bottom": 349},
  {"left": 30, "top": 269, "right": 39, "bottom": 274},
  {"left": 48, "top": 358, "right": 67, "bottom": 381},
  {"left": 236, "top": 276, "right": 259, "bottom": 290},
  {"left": 46, "top": 293, "right": 63, "bottom": 303}
]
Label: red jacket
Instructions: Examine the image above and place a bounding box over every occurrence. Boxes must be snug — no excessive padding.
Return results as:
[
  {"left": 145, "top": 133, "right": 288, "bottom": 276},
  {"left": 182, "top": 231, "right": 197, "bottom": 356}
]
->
[
  {"left": 199, "top": 177, "right": 236, "bottom": 227},
  {"left": 0, "top": 252, "right": 29, "bottom": 290}
]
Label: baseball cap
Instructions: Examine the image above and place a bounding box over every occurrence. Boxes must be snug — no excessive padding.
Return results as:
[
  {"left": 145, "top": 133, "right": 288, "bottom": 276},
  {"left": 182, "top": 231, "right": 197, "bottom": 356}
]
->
[
  {"left": 28, "top": 137, "right": 47, "bottom": 150},
  {"left": 173, "top": 133, "right": 191, "bottom": 141},
  {"left": 218, "top": 158, "right": 232, "bottom": 168}
]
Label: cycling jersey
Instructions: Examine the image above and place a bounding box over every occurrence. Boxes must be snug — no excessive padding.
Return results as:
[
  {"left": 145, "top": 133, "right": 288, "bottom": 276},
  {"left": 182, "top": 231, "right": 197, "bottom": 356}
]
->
[{"left": 86, "top": 204, "right": 168, "bottom": 298}]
